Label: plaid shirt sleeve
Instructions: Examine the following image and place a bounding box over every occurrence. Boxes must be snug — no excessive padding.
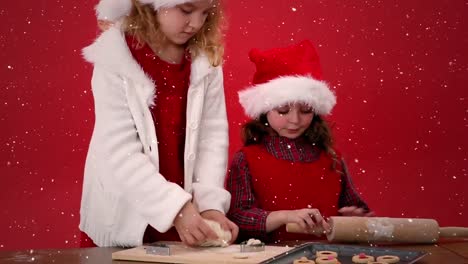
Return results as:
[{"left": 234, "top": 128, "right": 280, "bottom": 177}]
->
[
  {"left": 226, "top": 150, "right": 269, "bottom": 241},
  {"left": 338, "top": 158, "right": 371, "bottom": 212}
]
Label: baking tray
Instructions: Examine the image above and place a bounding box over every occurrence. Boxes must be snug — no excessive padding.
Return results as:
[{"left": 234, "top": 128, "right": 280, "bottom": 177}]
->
[{"left": 260, "top": 242, "right": 427, "bottom": 264}]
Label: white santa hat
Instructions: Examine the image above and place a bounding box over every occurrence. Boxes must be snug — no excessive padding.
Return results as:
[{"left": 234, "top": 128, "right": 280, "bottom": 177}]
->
[
  {"left": 238, "top": 40, "right": 336, "bottom": 119},
  {"left": 95, "top": 0, "right": 196, "bottom": 21}
]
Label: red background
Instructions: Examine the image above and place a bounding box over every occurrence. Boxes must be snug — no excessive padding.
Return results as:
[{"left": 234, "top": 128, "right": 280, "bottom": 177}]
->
[{"left": 1, "top": 0, "right": 467, "bottom": 250}]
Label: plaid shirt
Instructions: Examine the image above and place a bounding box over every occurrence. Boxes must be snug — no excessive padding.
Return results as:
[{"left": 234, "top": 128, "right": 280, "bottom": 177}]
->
[{"left": 226, "top": 135, "right": 370, "bottom": 240}]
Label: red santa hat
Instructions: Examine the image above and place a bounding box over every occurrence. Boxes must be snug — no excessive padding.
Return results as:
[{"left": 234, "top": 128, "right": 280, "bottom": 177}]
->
[
  {"left": 238, "top": 40, "right": 336, "bottom": 119},
  {"left": 95, "top": 0, "right": 196, "bottom": 21}
]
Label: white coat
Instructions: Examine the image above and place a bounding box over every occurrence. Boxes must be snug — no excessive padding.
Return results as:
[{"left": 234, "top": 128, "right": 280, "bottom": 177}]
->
[{"left": 79, "top": 27, "right": 230, "bottom": 247}]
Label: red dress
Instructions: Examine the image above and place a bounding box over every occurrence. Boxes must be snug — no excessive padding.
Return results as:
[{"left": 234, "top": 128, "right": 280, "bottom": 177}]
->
[{"left": 126, "top": 36, "right": 191, "bottom": 243}]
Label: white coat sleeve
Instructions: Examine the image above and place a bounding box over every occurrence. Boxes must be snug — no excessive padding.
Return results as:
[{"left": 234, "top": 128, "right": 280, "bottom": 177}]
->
[
  {"left": 90, "top": 66, "right": 192, "bottom": 232},
  {"left": 191, "top": 66, "right": 231, "bottom": 214}
]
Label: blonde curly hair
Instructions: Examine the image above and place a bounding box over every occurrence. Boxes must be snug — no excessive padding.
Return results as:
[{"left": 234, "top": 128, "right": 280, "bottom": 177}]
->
[{"left": 122, "top": 0, "right": 225, "bottom": 66}]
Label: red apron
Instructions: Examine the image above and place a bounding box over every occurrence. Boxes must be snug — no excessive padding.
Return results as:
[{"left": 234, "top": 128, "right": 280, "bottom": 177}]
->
[{"left": 243, "top": 145, "right": 342, "bottom": 242}]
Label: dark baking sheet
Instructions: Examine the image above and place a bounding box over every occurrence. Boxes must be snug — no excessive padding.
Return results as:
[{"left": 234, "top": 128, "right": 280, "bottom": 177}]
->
[{"left": 260, "top": 242, "right": 427, "bottom": 264}]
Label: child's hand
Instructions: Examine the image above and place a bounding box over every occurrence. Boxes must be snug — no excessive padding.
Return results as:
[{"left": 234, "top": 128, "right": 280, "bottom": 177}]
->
[
  {"left": 284, "top": 208, "right": 330, "bottom": 234},
  {"left": 200, "top": 210, "right": 239, "bottom": 244},
  {"left": 338, "top": 206, "right": 375, "bottom": 217},
  {"left": 97, "top": 19, "right": 114, "bottom": 31},
  {"left": 173, "top": 202, "right": 218, "bottom": 246}
]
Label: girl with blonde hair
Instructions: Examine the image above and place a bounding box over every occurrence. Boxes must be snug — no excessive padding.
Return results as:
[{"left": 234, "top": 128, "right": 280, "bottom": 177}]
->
[{"left": 80, "top": 0, "right": 237, "bottom": 247}]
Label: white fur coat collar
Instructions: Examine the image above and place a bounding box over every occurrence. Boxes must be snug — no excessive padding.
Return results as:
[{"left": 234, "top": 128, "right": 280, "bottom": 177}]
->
[{"left": 82, "top": 27, "right": 212, "bottom": 107}]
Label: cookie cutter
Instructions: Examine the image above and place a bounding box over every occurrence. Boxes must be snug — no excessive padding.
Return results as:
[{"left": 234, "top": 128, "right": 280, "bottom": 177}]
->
[
  {"left": 145, "top": 242, "right": 171, "bottom": 256},
  {"left": 240, "top": 241, "right": 265, "bottom": 252}
]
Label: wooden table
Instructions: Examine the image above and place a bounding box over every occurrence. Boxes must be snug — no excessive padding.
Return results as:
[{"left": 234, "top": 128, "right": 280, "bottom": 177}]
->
[{"left": 0, "top": 241, "right": 466, "bottom": 263}]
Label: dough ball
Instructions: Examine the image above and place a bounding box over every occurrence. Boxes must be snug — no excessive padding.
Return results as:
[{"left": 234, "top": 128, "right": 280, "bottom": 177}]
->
[
  {"left": 246, "top": 238, "right": 262, "bottom": 246},
  {"left": 199, "top": 219, "right": 232, "bottom": 247}
]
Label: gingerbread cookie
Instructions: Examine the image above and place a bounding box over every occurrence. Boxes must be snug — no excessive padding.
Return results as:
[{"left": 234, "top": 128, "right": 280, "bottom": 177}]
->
[
  {"left": 376, "top": 255, "right": 400, "bottom": 263},
  {"left": 352, "top": 253, "right": 375, "bottom": 263}
]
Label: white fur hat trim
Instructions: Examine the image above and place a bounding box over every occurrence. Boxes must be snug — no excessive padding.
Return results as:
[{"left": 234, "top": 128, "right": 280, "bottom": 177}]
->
[
  {"left": 96, "top": 0, "right": 194, "bottom": 21},
  {"left": 238, "top": 76, "right": 336, "bottom": 119}
]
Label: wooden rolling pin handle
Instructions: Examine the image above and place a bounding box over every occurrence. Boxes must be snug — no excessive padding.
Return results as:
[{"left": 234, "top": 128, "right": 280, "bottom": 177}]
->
[
  {"left": 285, "top": 223, "right": 326, "bottom": 236},
  {"left": 439, "top": 227, "right": 468, "bottom": 238}
]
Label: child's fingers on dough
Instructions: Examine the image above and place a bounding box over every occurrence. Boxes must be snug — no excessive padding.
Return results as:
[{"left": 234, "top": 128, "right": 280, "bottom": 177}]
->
[
  {"left": 191, "top": 227, "right": 208, "bottom": 243},
  {"left": 218, "top": 221, "right": 230, "bottom": 232},
  {"left": 177, "top": 233, "right": 187, "bottom": 245},
  {"left": 183, "top": 233, "right": 198, "bottom": 246},
  {"left": 218, "top": 220, "right": 237, "bottom": 244},
  {"left": 199, "top": 221, "right": 219, "bottom": 240},
  {"left": 227, "top": 221, "right": 239, "bottom": 243}
]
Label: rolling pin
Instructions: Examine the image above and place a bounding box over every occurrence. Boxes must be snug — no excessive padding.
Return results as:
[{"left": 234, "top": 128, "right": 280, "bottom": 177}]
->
[{"left": 286, "top": 216, "right": 468, "bottom": 244}]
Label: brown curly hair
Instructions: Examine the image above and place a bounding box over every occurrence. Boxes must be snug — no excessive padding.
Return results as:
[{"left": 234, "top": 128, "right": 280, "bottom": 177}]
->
[
  {"left": 241, "top": 114, "right": 335, "bottom": 154},
  {"left": 122, "top": 0, "right": 225, "bottom": 66},
  {"left": 241, "top": 113, "right": 344, "bottom": 171}
]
